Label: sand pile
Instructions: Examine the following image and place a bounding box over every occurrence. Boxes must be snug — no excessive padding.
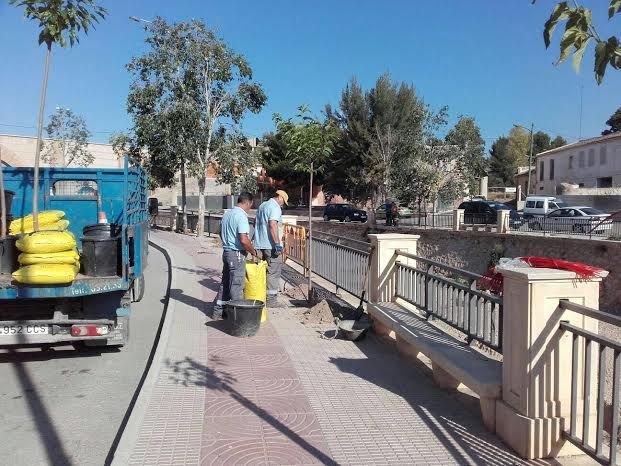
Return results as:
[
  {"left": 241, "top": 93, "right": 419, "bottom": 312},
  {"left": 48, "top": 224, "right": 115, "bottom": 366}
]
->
[{"left": 299, "top": 299, "right": 335, "bottom": 326}]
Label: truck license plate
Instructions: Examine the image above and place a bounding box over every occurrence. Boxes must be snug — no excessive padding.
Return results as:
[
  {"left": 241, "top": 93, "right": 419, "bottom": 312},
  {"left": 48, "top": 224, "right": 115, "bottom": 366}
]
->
[{"left": 0, "top": 325, "right": 48, "bottom": 336}]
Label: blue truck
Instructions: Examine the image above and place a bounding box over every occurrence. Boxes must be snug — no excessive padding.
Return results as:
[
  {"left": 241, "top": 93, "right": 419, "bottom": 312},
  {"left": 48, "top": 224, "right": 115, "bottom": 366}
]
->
[{"left": 0, "top": 159, "right": 149, "bottom": 347}]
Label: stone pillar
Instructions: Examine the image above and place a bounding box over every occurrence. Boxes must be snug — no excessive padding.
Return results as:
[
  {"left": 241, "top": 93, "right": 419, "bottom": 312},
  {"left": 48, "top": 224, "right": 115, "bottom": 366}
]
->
[
  {"left": 453, "top": 209, "right": 464, "bottom": 231},
  {"left": 496, "top": 267, "right": 605, "bottom": 459},
  {"left": 368, "top": 234, "right": 420, "bottom": 304},
  {"left": 497, "top": 210, "right": 510, "bottom": 233}
]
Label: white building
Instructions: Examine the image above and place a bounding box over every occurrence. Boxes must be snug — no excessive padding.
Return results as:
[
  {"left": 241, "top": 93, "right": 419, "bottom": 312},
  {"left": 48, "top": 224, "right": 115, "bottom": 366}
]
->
[{"left": 536, "top": 132, "right": 621, "bottom": 195}]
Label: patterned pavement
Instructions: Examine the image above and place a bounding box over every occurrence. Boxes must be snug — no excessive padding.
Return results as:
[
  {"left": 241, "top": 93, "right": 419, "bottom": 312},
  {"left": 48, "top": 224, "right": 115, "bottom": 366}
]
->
[{"left": 122, "top": 230, "right": 570, "bottom": 466}]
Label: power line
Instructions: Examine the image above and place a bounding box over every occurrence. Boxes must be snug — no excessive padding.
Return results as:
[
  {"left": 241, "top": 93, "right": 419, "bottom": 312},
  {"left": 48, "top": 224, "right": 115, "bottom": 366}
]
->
[{"left": 0, "top": 122, "right": 117, "bottom": 135}]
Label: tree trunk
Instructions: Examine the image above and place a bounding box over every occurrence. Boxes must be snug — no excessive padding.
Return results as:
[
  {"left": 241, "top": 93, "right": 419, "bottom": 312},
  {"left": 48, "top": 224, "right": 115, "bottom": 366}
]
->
[
  {"left": 197, "top": 174, "right": 206, "bottom": 237},
  {"left": 181, "top": 161, "right": 187, "bottom": 232},
  {"left": 32, "top": 45, "right": 52, "bottom": 232},
  {"left": 307, "top": 163, "right": 314, "bottom": 299},
  {"left": 0, "top": 148, "right": 6, "bottom": 239}
]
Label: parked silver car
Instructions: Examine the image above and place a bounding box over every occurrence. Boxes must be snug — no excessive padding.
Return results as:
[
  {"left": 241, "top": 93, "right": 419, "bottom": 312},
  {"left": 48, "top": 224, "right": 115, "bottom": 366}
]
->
[
  {"left": 528, "top": 207, "right": 612, "bottom": 234},
  {"left": 375, "top": 203, "right": 414, "bottom": 219}
]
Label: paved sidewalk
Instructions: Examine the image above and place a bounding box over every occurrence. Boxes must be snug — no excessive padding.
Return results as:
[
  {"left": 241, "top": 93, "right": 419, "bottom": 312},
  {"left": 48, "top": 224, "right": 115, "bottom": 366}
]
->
[{"left": 115, "top": 230, "right": 582, "bottom": 466}]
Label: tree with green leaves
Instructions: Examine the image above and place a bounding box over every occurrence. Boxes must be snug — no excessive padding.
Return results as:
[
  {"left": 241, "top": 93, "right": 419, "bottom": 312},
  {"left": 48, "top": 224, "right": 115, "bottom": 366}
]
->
[
  {"left": 127, "top": 18, "right": 266, "bottom": 236},
  {"left": 10, "top": 0, "right": 106, "bottom": 230},
  {"left": 602, "top": 106, "right": 621, "bottom": 135},
  {"left": 535, "top": 0, "right": 621, "bottom": 84},
  {"left": 41, "top": 107, "right": 93, "bottom": 167},
  {"left": 488, "top": 137, "right": 513, "bottom": 186},
  {"left": 261, "top": 131, "right": 311, "bottom": 200},
  {"left": 273, "top": 106, "right": 338, "bottom": 295}
]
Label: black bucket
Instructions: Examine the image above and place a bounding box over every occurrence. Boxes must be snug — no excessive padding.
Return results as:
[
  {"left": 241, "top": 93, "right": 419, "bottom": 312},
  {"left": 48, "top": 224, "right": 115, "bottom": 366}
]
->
[
  {"left": 0, "top": 235, "right": 18, "bottom": 275},
  {"left": 81, "top": 236, "right": 120, "bottom": 277},
  {"left": 224, "top": 299, "right": 264, "bottom": 337},
  {"left": 83, "top": 223, "right": 121, "bottom": 238},
  {"left": 0, "top": 214, "right": 13, "bottom": 237}
]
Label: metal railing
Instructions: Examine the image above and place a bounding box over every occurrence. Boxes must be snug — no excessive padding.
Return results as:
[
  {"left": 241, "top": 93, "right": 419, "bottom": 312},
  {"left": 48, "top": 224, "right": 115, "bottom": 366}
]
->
[
  {"left": 558, "top": 300, "right": 621, "bottom": 464},
  {"left": 394, "top": 251, "right": 503, "bottom": 352},
  {"left": 400, "top": 212, "right": 454, "bottom": 230},
  {"left": 509, "top": 215, "right": 621, "bottom": 240},
  {"left": 311, "top": 235, "right": 371, "bottom": 299}
]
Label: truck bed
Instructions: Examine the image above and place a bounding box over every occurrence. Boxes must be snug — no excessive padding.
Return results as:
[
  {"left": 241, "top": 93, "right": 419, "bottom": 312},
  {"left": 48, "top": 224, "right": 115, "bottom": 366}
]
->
[{"left": 0, "top": 274, "right": 129, "bottom": 300}]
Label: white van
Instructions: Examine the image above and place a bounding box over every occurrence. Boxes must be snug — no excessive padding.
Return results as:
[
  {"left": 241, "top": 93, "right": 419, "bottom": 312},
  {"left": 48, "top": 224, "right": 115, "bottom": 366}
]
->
[{"left": 523, "top": 196, "right": 567, "bottom": 218}]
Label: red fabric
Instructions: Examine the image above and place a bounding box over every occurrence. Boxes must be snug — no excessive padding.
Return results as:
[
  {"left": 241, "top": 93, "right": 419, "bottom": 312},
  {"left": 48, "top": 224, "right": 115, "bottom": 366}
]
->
[
  {"left": 518, "top": 257, "right": 606, "bottom": 279},
  {"left": 477, "top": 267, "right": 504, "bottom": 296},
  {"left": 476, "top": 257, "right": 606, "bottom": 296}
]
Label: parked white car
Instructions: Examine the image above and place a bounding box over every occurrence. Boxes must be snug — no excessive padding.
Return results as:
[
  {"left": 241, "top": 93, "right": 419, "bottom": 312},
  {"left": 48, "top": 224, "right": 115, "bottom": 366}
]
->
[
  {"left": 528, "top": 207, "right": 612, "bottom": 234},
  {"left": 523, "top": 196, "right": 567, "bottom": 218}
]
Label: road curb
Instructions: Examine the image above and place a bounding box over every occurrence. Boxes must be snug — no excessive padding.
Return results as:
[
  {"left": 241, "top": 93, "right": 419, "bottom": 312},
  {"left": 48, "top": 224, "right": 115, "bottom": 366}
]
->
[{"left": 108, "top": 238, "right": 177, "bottom": 466}]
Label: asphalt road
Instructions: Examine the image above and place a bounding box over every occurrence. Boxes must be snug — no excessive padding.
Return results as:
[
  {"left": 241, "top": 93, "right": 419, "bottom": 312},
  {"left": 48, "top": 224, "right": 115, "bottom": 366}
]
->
[{"left": 0, "top": 245, "right": 169, "bottom": 466}]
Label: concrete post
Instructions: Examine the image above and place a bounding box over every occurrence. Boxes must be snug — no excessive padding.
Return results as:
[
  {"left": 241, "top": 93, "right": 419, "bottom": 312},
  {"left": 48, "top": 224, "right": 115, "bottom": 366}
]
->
[
  {"left": 497, "top": 210, "right": 510, "bottom": 234},
  {"left": 496, "top": 267, "right": 605, "bottom": 459},
  {"left": 453, "top": 209, "right": 464, "bottom": 231},
  {"left": 368, "top": 234, "right": 420, "bottom": 304},
  {"left": 170, "top": 205, "right": 178, "bottom": 232},
  {"left": 480, "top": 176, "right": 489, "bottom": 199}
]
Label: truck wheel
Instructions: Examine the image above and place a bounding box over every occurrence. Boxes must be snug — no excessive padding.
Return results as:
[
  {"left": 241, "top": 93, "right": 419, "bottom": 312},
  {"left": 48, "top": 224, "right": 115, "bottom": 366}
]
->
[{"left": 132, "top": 276, "right": 145, "bottom": 303}]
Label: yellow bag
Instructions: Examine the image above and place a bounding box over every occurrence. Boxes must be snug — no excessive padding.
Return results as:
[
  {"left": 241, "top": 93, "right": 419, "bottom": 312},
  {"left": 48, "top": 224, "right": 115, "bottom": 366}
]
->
[
  {"left": 244, "top": 260, "right": 268, "bottom": 323},
  {"left": 10, "top": 219, "right": 70, "bottom": 235},
  {"left": 12, "top": 263, "right": 78, "bottom": 285},
  {"left": 9, "top": 210, "right": 65, "bottom": 234},
  {"left": 16, "top": 231, "right": 76, "bottom": 254},
  {"left": 19, "top": 248, "right": 80, "bottom": 265}
]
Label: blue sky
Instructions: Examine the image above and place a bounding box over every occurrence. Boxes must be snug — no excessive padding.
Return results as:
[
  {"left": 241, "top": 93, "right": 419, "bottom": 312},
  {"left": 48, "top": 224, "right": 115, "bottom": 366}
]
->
[{"left": 0, "top": 0, "right": 619, "bottom": 147}]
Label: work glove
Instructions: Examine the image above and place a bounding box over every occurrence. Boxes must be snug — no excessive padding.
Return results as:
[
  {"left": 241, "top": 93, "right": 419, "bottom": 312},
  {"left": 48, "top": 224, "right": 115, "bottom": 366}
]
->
[{"left": 272, "top": 244, "right": 283, "bottom": 258}]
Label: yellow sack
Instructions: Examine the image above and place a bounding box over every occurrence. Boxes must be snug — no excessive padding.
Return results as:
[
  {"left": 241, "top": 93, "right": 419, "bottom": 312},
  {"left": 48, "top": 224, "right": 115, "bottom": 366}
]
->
[
  {"left": 10, "top": 219, "right": 70, "bottom": 235},
  {"left": 16, "top": 231, "right": 76, "bottom": 254},
  {"left": 19, "top": 248, "right": 80, "bottom": 265},
  {"left": 9, "top": 210, "right": 65, "bottom": 234},
  {"left": 244, "top": 260, "right": 268, "bottom": 323},
  {"left": 12, "top": 263, "right": 78, "bottom": 285}
]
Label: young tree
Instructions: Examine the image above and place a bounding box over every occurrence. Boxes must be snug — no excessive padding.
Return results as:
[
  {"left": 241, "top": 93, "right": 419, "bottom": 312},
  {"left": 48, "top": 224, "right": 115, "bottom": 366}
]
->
[
  {"left": 534, "top": 0, "right": 621, "bottom": 84},
  {"left": 42, "top": 107, "right": 93, "bottom": 167},
  {"left": 602, "top": 106, "right": 621, "bottom": 135},
  {"left": 127, "top": 18, "right": 266, "bottom": 236},
  {"left": 10, "top": 0, "right": 106, "bottom": 230},
  {"left": 488, "top": 137, "right": 513, "bottom": 186},
  {"left": 273, "top": 106, "right": 338, "bottom": 296}
]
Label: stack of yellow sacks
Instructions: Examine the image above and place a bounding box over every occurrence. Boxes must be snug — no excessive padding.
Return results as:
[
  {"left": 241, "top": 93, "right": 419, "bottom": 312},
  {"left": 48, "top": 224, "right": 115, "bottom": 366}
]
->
[{"left": 10, "top": 210, "right": 80, "bottom": 285}]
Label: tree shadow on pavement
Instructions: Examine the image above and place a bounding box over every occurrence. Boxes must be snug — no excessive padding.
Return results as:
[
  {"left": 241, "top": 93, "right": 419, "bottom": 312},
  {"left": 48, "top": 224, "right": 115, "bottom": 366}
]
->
[{"left": 163, "top": 356, "right": 339, "bottom": 466}]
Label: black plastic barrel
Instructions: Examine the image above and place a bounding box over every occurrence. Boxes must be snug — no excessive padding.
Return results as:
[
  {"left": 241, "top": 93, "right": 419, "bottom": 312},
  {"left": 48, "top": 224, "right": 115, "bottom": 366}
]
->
[
  {"left": 81, "top": 236, "right": 119, "bottom": 277},
  {"left": 0, "top": 235, "right": 18, "bottom": 275},
  {"left": 81, "top": 223, "right": 121, "bottom": 277},
  {"left": 83, "top": 223, "right": 121, "bottom": 238},
  {"left": 224, "top": 299, "right": 264, "bottom": 337}
]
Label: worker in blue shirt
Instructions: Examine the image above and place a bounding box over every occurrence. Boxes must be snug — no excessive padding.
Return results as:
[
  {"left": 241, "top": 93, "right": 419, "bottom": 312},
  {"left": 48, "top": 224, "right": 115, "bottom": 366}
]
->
[
  {"left": 253, "top": 190, "right": 288, "bottom": 305},
  {"left": 214, "top": 192, "right": 257, "bottom": 318}
]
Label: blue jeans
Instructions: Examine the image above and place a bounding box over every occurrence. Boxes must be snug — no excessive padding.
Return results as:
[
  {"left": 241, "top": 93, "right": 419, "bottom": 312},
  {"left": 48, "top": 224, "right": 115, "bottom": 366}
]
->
[{"left": 214, "top": 249, "right": 246, "bottom": 316}]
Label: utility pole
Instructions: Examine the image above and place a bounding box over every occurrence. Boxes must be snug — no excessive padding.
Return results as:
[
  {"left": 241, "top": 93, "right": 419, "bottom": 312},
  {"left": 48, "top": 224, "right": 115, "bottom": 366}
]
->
[{"left": 527, "top": 123, "right": 534, "bottom": 195}]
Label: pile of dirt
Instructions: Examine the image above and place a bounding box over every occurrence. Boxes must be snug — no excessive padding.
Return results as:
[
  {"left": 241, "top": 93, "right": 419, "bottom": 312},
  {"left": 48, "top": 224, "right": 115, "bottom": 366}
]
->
[{"left": 299, "top": 299, "right": 335, "bottom": 326}]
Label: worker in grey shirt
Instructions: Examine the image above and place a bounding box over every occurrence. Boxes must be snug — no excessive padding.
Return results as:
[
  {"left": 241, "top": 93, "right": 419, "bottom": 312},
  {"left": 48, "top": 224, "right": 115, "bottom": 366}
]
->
[
  {"left": 214, "top": 192, "right": 257, "bottom": 318},
  {"left": 253, "top": 190, "right": 288, "bottom": 305}
]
